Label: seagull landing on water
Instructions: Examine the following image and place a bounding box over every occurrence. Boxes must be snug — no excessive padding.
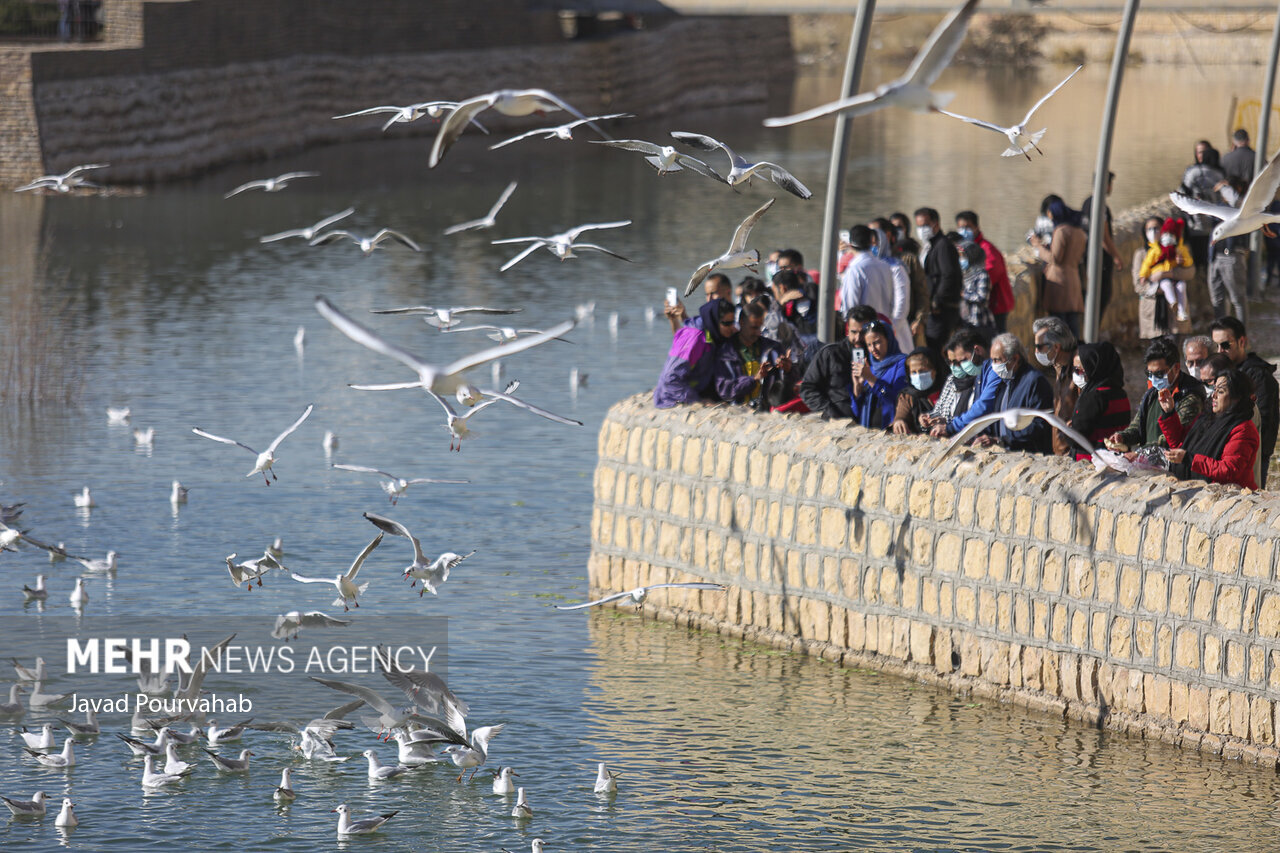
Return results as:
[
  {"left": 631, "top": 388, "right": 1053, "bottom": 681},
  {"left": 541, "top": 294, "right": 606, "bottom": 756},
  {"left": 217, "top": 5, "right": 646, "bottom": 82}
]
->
[
  {"left": 938, "top": 65, "right": 1082, "bottom": 159},
  {"left": 764, "top": 0, "right": 981, "bottom": 127},
  {"left": 332, "top": 464, "right": 468, "bottom": 505},
  {"left": 590, "top": 138, "right": 725, "bottom": 180},
  {"left": 370, "top": 304, "right": 522, "bottom": 331},
  {"left": 363, "top": 512, "right": 468, "bottom": 593},
  {"left": 684, "top": 198, "right": 775, "bottom": 297},
  {"left": 938, "top": 408, "right": 1093, "bottom": 460},
  {"left": 555, "top": 582, "right": 727, "bottom": 611},
  {"left": 334, "top": 803, "right": 398, "bottom": 836},
  {"left": 310, "top": 228, "right": 421, "bottom": 254},
  {"left": 444, "top": 181, "right": 518, "bottom": 235},
  {"left": 260, "top": 207, "right": 355, "bottom": 244},
  {"left": 493, "top": 220, "right": 632, "bottom": 272},
  {"left": 192, "top": 404, "right": 313, "bottom": 485},
  {"left": 226, "top": 551, "right": 283, "bottom": 589},
  {"left": 16, "top": 163, "right": 108, "bottom": 193},
  {"left": 430, "top": 88, "right": 613, "bottom": 167},
  {"left": 490, "top": 112, "right": 633, "bottom": 150},
  {"left": 288, "top": 532, "right": 383, "bottom": 611},
  {"left": 224, "top": 172, "right": 319, "bottom": 198},
  {"left": 671, "top": 132, "right": 812, "bottom": 199},
  {"left": 1171, "top": 147, "right": 1280, "bottom": 243}
]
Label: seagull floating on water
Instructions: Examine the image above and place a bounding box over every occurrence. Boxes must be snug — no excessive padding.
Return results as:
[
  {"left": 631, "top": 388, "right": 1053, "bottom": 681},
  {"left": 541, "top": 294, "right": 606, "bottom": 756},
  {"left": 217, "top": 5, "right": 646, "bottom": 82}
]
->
[
  {"left": 322, "top": 431, "right": 338, "bottom": 454},
  {"left": 493, "top": 220, "right": 632, "bottom": 271},
  {"left": 54, "top": 798, "right": 77, "bottom": 828},
  {"left": 334, "top": 803, "right": 397, "bottom": 835},
  {"left": 224, "top": 172, "right": 319, "bottom": 198},
  {"left": 21, "top": 571, "right": 48, "bottom": 602},
  {"left": 0, "top": 684, "right": 26, "bottom": 718},
  {"left": 310, "top": 228, "right": 421, "bottom": 254},
  {"left": 556, "top": 582, "right": 728, "bottom": 611},
  {"left": 25, "top": 737, "right": 75, "bottom": 767},
  {"left": 288, "top": 532, "right": 383, "bottom": 611},
  {"left": 204, "top": 747, "right": 253, "bottom": 772},
  {"left": 70, "top": 578, "right": 88, "bottom": 608},
  {"left": 938, "top": 408, "right": 1093, "bottom": 460},
  {"left": 590, "top": 138, "right": 725, "bottom": 180},
  {"left": 20, "top": 724, "right": 55, "bottom": 750},
  {"left": 1171, "top": 147, "right": 1280, "bottom": 243},
  {"left": 363, "top": 748, "right": 409, "bottom": 780},
  {"left": 443, "top": 181, "right": 518, "bottom": 235},
  {"left": 13, "top": 657, "right": 47, "bottom": 682},
  {"left": 492, "top": 766, "right": 518, "bottom": 795},
  {"left": 684, "top": 198, "right": 775, "bottom": 297},
  {"left": 170, "top": 480, "right": 189, "bottom": 506},
  {"left": 71, "top": 550, "right": 117, "bottom": 573},
  {"left": 29, "top": 682, "right": 69, "bottom": 708},
  {"left": 671, "top": 132, "right": 812, "bottom": 199},
  {"left": 511, "top": 787, "right": 533, "bottom": 818},
  {"left": 206, "top": 718, "right": 252, "bottom": 745},
  {"left": 332, "top": 463, "right": 468, "bottom": 505},
  {"left": 192, "top": 403, "right": 314, "bottom": 485},
  {"left": 274, "top": 767, "right": 296, "bottom": 801},
  {"left": 142, "top": 755, "right": 189, "bottom": 787},
  {"left": 594, "top": 762, "right": 619, "bottom": 793},
  {"left": 106, "top": 406, "right": 131, "bottom": 424},
  {"left": 490, "top": 112, "right": 632, "bottom": 149},
  {"left": 938, "top": 65, "right": 1081, "bottom": 159},
  {"left": 429, "top": 88, "right": 612, "bottom": 167},
  {"left": 1, "top": 790, "right": 46, "bottom": 818},
  {"left": 73, "top": 487, "right": 95, "bottom": 508},
  {"left": 133, "top": 427, "right": 155, "bottom": 447},
  {"left": 260, "top": 207, "right": 355, "bottom": 244},
  {"left": 57, "top": 709, "right": 99, "bottom": 738}
]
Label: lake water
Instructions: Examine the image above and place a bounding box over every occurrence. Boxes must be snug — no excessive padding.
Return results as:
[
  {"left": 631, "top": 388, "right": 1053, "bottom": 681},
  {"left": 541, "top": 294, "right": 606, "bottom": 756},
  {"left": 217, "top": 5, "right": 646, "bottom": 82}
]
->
[{"left": 1, "top": 57, "right": 1279, "bottom": 851}]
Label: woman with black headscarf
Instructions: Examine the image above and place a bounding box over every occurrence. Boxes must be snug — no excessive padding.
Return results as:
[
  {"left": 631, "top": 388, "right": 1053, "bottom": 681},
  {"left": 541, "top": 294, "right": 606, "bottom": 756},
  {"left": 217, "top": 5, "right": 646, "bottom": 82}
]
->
[
  {"left": 1069, "top": 341, "right": 1131, "bottom": 461},
  {"left": 1029, "top": 197, "right": 1087, "bottom": 339},
  {"left": 892, "top": 347, "right": 944, "bottom": 435},
  {"left": 1159, "top": 368, "right": 1260, "bottom": 489}
]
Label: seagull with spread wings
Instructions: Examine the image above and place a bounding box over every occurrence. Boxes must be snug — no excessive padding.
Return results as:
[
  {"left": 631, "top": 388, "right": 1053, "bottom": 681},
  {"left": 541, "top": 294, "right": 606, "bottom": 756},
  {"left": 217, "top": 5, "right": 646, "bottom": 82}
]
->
[
  {"left": 492, "top": 220, "right": 632, "bottom": 271},
  {"left": 272, "top": 611, "right": 351, "bottom": 641},
  {"left": 684, "top": 198, "right": 775, "bottom": 297},
  {"left": 224, "top": 172, "right": 319, "bottom": 198},
  {"left": 332, "top": 100, "right": 488, "bottom": 132},
  {"left": 310, "top": 228, "right": 421, "bottom": 254},
  {"left": 429, "top": 88, "right": 612, "bottom": 167},
  {"left": 1171, "top": 147, "right": 1280, "bottom": 242},
  {"left": 590, "top": 138, "right": 726, "bottom": 180},
  {"left": 938, "top": 65, "right": 1082, "bottom": 159},
  {"left": 370, "top": 304, "right": 521, "bottom": 330},
  {"left": 443, "top": 181, "right": 518, "bottom": 235},
  {"left": 332, "top": 463, "right": 468, "bottom": 505},
  {"left": 259, "top": 207, "right": 355, "bottom": 243},
  {"left": 192, "top": 404, "right": 313, "bottom": 485},
  {"left": 764, "top": 0, "right": 981, "bottom": 127},
  {"left": 670, "top": 132, "right": 812, "bottom": 199},
  {"left": 490, "top": 113, "right": 632, "bottom": 149},
  {"left": 938, "top": 408, "right": 1093, "bottom": 460},
  {"left": 15, "top": 163, "right": 109, "bottom": 193},
  {"left": 288, "top": 533, "right": 384, "bottom": 611}
]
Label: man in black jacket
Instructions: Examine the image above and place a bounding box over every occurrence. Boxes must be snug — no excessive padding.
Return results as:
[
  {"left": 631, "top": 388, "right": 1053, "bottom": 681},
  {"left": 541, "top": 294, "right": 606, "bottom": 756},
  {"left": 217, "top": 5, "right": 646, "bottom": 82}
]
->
[
  {"left": 914, "top": 207, "right": 961, "bottom": 354},
  {"left": 1211, "top": 316, "right": 1279, "bottom": 486},
  {"left": 799, "top": 305, "right": 876, "bottom": 419}
]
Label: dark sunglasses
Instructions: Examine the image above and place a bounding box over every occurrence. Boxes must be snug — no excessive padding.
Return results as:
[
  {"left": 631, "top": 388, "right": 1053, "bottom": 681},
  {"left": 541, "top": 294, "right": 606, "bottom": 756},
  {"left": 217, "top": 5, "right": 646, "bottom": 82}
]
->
[{"left": 1217, "top": 340, "right": 1235, "bottom": 351}]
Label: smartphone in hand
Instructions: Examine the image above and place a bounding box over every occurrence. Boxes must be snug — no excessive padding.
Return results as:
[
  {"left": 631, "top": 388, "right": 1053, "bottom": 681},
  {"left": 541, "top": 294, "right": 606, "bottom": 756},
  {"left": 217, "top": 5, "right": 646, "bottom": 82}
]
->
[
  {"left": 851, "top": 349, "right": 865, "bottom": 363},
  {"left": 665, "top": 287, "right": 679, "bottom": 307}
]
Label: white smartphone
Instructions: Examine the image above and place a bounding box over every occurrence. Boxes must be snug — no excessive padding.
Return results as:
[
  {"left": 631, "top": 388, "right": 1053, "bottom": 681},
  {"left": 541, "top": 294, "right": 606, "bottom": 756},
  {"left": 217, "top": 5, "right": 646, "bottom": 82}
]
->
[
  {"left": 665, "top": 287, "right": 678, "bottom": 307},
  {"left": 852, "top": 349, "right": 865, "bottom": 363},
  {"left": 839, "top": 229, "right": 851, "bottom": 245}
]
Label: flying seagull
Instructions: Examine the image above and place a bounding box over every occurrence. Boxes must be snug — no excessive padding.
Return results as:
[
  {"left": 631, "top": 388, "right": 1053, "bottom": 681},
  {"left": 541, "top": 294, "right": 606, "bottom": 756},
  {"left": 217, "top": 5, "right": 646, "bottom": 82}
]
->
[
  {"left": 490, "top": 113, "right": 632, "bottom": 149},
  {"left": 272, "top": 610, "right": 352, "bottom": 641},
  {"left": 493, "top": 220, "right": 632, "bottom": 271},
  {"left": 260, "top": 208, "right": 355, "bottom": 243},
  {"left": 430, "top": 88, "right": 612, "bottom": 167},
  {"left": 937, "top": 65, "right": 1082, "bottom": 159},
  {"left": 764, "top": 0, "right": 982, "bottom": 127},
  {"left": 331, "top": 464, "right": 468, "bottom": 505},
  {"left": 684, "top": 198, "right": 775, "bottom": 297},
  {"left": 590, "top": 138, "right": 725, "bottom": 180},
  {"left": 309, "top": 228, "right": 421, "bottom": 254},
  {"left": 440, "top": 324, "right": 573, "bottom": 344},
  {"left": 369, "top": 304, "right": 522, "bottom": 330},
  {"left": 1171, "top": 147, "right": 1280, "bottom": 243},
  {"left": 332, "top": 100, "right": 488, "bottom": 133},
  {"left": 670, "top": 132, "right": 812, "bottom": 199},
  {"left": 938, "top": 408, "right": 1094, "bottom": 460},
  {"left": 15, "top": 163, "right": 109, "bottom": 193},
  {"left": 288, "top": 532, "right": 383, "bottom": 611},
  {"left": 443, "top": 181, "right": 518, "bottom": 235},
  {"left": 224, "top": 172, "right": 319, "bottom": 198},
  {"left": 555, "top": 582, "right": 728, "bottom": 611},
  {"left": 192, "top": 404, "right": 314, "bottom": 485}
]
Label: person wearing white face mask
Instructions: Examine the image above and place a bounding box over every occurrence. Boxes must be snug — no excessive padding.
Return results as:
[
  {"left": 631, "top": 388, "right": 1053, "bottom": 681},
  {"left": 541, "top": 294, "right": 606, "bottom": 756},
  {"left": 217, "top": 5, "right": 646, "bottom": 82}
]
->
[
  {"left": 968, "top": 333, "right": 1055, "bottom": 454},
  {"left": 1182, "top": 335, "right": 1213, "bottom": 387},
  {"left": 1137, "top": 218, "right": 1193, "bottom": 323},
  {"left": 1104, "top": 337, "right": 1205, "bottom": 454},
  {"left": 1031, "top": 316, "right": 1080, "bottom": 456},
  {"left": 913, "top": 206, "right": 961, "bottom": 354},
  {"left": 1069, "top": 342, "right": 1132, "bottom": 461},
  {"left": 1132, "top": 216, "right": 1190, "bottom": 339}
]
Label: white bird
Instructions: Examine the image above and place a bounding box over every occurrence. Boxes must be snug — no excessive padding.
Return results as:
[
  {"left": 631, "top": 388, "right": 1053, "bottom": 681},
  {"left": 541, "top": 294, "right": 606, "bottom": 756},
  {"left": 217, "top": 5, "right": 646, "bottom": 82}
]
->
[
  {"left": 192, "top": 403, "right": 314, "bottom": 485},
  {"left": 224, "top": 171, "right": 319, "bottom": 198},
  {"left": 20, "top": 724, "right": 55, "bottom": 750},
  {"left": 594, "top": 762, "right": 619, "bottom": 793},
  {"left": 511, "top": 787, "right": 533, "bottom": 818},
  {"left": 555, "top": 582, "right": 727, "bottom": 611},
  {"left": 298, "top": 726, "right": 352, "bottom": 763},
  {"left": 683, "top": 198, "right": 775, "bottom": 297},
  {"left": 490, "top": 112, "right": 632, "bottom": 149},
  {"left": 394, "top": 731, "right": 443, "bottom": 767},
  {"left": 1, "top": 790, "right": 46, "bottom": 818},
  {"left": 154, "top": 722, "right": 200, "bottom": 745},
  {"left": 441, "top": 324, "right": 573, "bottom": 345},
  {"left": 309, "top": 228, "right": 421, "bottom": 254},
  {"left": 260, "top": 207, "right": 355, "bottom": 243},
  {"left": 132, "top": 427, "right": 155, "bottom": 447},
  {"left": 764, "top": 0, "right": 981, "bottom": 127},
  {"left": 294, "top": 325, "right": 306, "bottom": 355},
  {"left": 501, "top": 842, "right": 545, "bottom": 853},
  {"left": 441, "top": 723, "right": 506, "bottom": 783},
  {"left": 170, "top": 480, "right": 189, "bottom": 506},
  {"left": 333, "top": 803, "right": 397, "bottom": 835},
  {"left": 57, "top": 709, "right": 99, "bottom": 738},
  {"left": 407, "top": 549, "right": 474, "bottom": 596},
  {"left": 69, "top": 578, "right": 88, "bottom": 608},
  {"left": 430, "top": 88, "right": 611, "bottom": 167},
  {"left": 443, "top": 181, "right": 518, "bottom": 235},
  {"left": 274, "top": 767, "right": 296, "bottom": 802},
  {"left": 937, "top": 65, "right": 1082, "bottom": 159},
  {"left": 322, "top": 431, "right": 338, "bottom": 454},
  {"left": 117, "top": 729, "right": 169, "bottom": 756},
  {"left": 71, "top": 551, "right": 116, "bottom": 573},
  {"left": 1171, "top": 146, "right": 1280, "bottom": 243},
  {"left": 73, "top": 487, "right": 95, "bottom": 508},
  {"left": 332, "top": 463, "right": 468, "bottom": 505},
  {"left": 268, "top": 537, "right": 285, "bottom": 559},
  {"left": 363, "top": 748, "right": 408, "bottom": 780},
  {"left": 54, "top": 798, "right": 77, "bottom": 828},
  {"left": 106, "top": 406, "right": 131, "bottom": 424},
  {"left": 206, "top": 718, "right": 252, "bottom": 745},
  {"left": 13, "top": 656, "right": 46, "bottom": 682},
  {"left": 492, "top": 766, "right": 518, "bottom": 795},
  {"left": 423, "top": 388, "right": 507, "bottom": 451},
  {"left": 204, "top": 747, "right": 253, "bottom": 772},
  {"left": 363, "top": 512, "right": 471, "bottom": 594},
  {"left": 590, "top": 138, "right": 725, "bottom": 180},
  {"left": 142, "top": 755, "right": 188, "bottom": 787},
  {"left": 226, "top": 551, "right": 283, "bottom": 589},
  {"left": 492, "top": 220, "right": 632, "bottom": 272},
  {"left": 332, "top": 100, "right": 483, "bottom": 132},
  {"left": 28, "top": 682, "right": 69, "bottom": 708},
  {"left": 316, "top": 296, "right": 573, "bottom": 401},
  {"left": 670, "top": 132, "right": 812, "bottom": 199},
  {"left": 0, "top": 684, "right": 26, "bottom": 717},
  {"left": 369, "top": 304, "right": 522, "bottom": 331},
  {"left": 162, "top": 743, "right": 195, "bottom": 776},
  {"left": 288, "top": 532, "right": 383, "bottom": 611},
  {"left": 25, "top": 738, "right": 74, "bottom": 767},
  {"left": 16, "top": 163, "right": 108, "bottom": 193},
  {"left": 938, "top": 407, "right": 1094, "bottom": 460},
  {"left": 272, "top": 610, "right": 351, "bottom": 641}
]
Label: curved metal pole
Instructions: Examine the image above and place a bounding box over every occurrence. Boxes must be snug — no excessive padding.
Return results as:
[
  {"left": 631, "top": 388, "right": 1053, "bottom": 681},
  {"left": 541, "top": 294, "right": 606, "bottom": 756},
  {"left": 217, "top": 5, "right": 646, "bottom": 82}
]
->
[
  {"left": 1084, "top": 0, "right": 1141, "bottom": 344},
  {"left": 817, "top": 0, "right": 876, "bottom": 345},
  {"left": 1250, "top": 1, "right": 1280, "bottom": 295}
]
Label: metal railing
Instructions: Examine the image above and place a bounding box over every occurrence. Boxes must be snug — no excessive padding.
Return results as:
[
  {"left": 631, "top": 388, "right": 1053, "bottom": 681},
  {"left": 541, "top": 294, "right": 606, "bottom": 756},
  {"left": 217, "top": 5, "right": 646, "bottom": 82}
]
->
[{"left": 0, "top": 0, "right": 102, "bottom": 41}]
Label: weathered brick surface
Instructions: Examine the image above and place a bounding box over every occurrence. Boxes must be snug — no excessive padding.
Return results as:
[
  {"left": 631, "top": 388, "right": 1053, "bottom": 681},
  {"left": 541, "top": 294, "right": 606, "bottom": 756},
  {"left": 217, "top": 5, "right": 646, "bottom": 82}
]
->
[{"left": 591, "top": 394, "right": 1280, "bottom": 765}]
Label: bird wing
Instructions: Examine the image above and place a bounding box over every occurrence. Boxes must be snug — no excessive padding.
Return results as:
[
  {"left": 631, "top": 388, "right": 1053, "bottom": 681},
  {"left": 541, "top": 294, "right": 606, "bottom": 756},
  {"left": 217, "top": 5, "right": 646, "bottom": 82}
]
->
[
  {"left": 175, "top": 634, "right": 235, "bottom": 705},
  {"left": 489, "top": 128, "right": 545, "bottom": 150},
  {"left": 423, "top": 388, "right": 459, "bottom": 420},
  {"left": 310, "top": 676, "right": 400, "bottom": 716},
  {"left": 554, "top": 589, "right": 636, "bottom": 610},
  {"left": 313, "top": 207, "right": 356, "bottom": 232},
  {"left": 438, "top": 319, "right": 576, "bottom": 379},
  {"left": 265, "top": 404, "right": 314, "bottom": 454},
  {"left": 369, "top": 305, "right": 437, "bottom": 315},
  {"left": 670, "top": 131, "right": 735, "bottom": 170},
  {"left": 362, "top": 512, "right": 425, "bottom": 562},
  {"left": 309, "top": 230, "right": 356, "bottom": 246},
  {"left": 592, "top": 138, "right": 661, "bottom": 155},
  {"left": 936, "top": 109, "right": 1008, "bottom": 134},
  {"left": 332, "top": 106, "right": 403, "bottom": 119},
  {"left": 224, "top": 180, "right": 267, "bottom": 198},
  {"left": 567, "top": 112, "right": 632, "bottom": 130},
  {"left": 751, "top": 162, "right": 812, "bottom": 200},
  {"left": 499, "top": 242, "right": 546, "bottom": 272},
  {"left": 441, "top": 324, "right": 501, "bottom": 334},
  {"left": 344, "top": 532, "right": 384, "bottom": 581},
  {"left": 429, "top": 92, "right": 500, "bottom": 167},
  {"left": 289, "top": 573, "right": 336, "bottom": 585},
  {"left": 259, "top": 228, "right": 307, "bottom": 243},
  {"left": 64, "top": 163, "right": 108, "bottom": 178},
  {"left": 470, "top": 723, "right": 505, "bottom": 753},
  {"left": 728, "top": 198, "right": 776, "bottom": 253},
  {"left": 1020, "top": 65, "right": 1082, "bottom": 125},
  {"left": 564, "top": 220, "right": 631, "bottom": 242},
  {"left": 277, "top": 172, "right": 319, "bottom": 182},
  {"left": 762, "top": 89, "right": 885, "bottom": 127},
  {"left": 521, "top": 89, "right": 613, "bottom": 139},
  {"left": 453, "top": 307, "right": 524, "bottom": 316},
  {"left": 371, "top": 229, "right": 422, "bottom": 252},
  {"left": 443, "top": 217, "right": 488, "bottom": 235},
  {"left": 299, "top": 611, "right": 352, "bottom": 629},
  {"left": 902, "top": 0, "right": 981, "bottom": 88},
  {"left": 315, "top": 297, "right": 435, "bottom": 377},
  {"left": 1036, "top": 411, "right": 1096, "bottom": 456},
  {"left": 684, "top": 259, "right": 717, "bottom": 298},
  {"left": 1168, "top": 192, "right": 1235, "bottom": 222},
  {"left": 937, "top": 411, "right": 1008, "bottom": 460},
  {"left": 572, "top": 242, "right": 632, "bottom": 263},
  {"left": 1238, "top": 148, "right": 1280, "bottom": 216},
  {"left": 675, "top": 153, "right": 727, "bottom": 183},
  {"left": 349, "top": 380, "right": 425, "bottom": 391},
  {"left": 191, "top": 428, "right": 257, "bottom": 455},
  {"left": 404, "top": 477, "right": 470, "bottom": 485},
  {"left": 652, "top": 582, "right": 726, "bottom": 592},
  {"left": 333, "top": 463, "right": 395, "bottom": 478},
  {"left": 485, "top": 180, "right": 519, "bottom": 219}
]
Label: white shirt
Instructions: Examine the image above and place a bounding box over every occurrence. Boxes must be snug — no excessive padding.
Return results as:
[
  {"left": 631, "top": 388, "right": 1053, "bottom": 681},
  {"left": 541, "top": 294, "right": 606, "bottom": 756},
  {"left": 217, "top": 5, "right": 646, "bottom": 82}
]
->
[{"left": 839, "top": 252, "right": 895, "bottom": 322}]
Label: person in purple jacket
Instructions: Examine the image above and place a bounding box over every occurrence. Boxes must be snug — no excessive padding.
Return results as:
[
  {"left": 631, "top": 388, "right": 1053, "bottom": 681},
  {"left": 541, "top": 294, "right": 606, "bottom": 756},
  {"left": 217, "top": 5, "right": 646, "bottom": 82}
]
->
[{"left": 653, "top": 298, "right": 736, "bottom": 409}]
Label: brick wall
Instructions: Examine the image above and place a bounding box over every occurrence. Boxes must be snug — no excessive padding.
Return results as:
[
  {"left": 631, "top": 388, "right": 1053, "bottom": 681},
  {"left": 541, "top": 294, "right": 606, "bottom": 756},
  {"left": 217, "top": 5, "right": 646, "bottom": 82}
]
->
[{"left": 590, "top": 394, "right": 1280, "bottom": 766}]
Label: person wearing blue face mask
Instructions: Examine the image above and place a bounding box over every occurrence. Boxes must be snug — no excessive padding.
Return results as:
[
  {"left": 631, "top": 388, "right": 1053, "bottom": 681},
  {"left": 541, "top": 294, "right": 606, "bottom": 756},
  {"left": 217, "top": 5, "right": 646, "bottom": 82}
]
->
[
  {"left": 1104, "top": 336, "right": 1205, "bottom": 454},
  {"left": 923, "top": 329, "right": 1002, "bottom": 440},
  {"left": 849, "top": 320, "right": 909, "bottom": 430},
  {"left": 891, "top": 347, "right": 944, "bottom": 435},
  {"left": 955, "top": 211, "right": 1013, "bottom": 332}
]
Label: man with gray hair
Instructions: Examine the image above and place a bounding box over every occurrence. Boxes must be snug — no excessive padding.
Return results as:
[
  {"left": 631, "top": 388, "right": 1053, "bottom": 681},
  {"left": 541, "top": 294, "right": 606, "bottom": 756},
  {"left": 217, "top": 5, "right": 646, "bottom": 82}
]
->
[
  {"left": 967, "top": 332, "right": 1054, "bottom": 454},
  {"left": 1182, "top": 334, "right": 1212, "bottom": 389},
  {"left": 1032, "top": 316, "right": 1080, "bottom": 455}
]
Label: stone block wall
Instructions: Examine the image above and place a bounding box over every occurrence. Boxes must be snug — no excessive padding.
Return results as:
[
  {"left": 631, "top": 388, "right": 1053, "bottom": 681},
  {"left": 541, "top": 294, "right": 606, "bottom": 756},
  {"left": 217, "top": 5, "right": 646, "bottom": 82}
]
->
[{"left": 590, "top": 394, "right": 1280, "bottom": 765}]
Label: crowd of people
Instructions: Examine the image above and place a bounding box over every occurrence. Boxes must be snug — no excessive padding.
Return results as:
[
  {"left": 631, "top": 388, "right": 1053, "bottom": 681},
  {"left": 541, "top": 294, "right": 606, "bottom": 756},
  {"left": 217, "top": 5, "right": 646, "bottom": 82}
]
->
[{"left": 653, "top": 181, "right": 1280, "bottom": 492}]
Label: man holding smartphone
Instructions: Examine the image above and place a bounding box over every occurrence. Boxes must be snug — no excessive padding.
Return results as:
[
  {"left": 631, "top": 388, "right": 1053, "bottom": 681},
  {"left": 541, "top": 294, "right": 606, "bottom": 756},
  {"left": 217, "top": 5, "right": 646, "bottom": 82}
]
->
[{"left": 799, "top": 304, "right": 877, "bottom": 419}]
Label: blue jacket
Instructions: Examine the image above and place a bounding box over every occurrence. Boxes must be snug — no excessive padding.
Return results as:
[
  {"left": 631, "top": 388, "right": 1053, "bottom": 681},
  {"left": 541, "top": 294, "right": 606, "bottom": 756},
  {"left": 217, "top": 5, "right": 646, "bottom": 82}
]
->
[
  {"left": 991, "top": 363, "right": 1055, "bottom": 454},
  {"left": 849, "top": 357, "right": 909, "bottom": 430},
  {"left": 946, "top": 361, "right": 1001, "bottom": 436}
]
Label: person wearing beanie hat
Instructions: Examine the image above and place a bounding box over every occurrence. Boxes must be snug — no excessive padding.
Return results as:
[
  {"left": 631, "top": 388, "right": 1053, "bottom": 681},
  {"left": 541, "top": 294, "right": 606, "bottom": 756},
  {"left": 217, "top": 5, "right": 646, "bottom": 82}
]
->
[{"left": 1137, "top": 217, "right": 1194, "bottom": 323}]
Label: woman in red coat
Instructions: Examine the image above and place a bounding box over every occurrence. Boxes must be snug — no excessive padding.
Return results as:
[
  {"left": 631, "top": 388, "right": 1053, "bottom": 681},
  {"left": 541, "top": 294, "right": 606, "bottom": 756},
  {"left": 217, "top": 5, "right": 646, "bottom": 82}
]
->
[{"left": 1158, "top": 368, "right": 1260, "bottom": 489}]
